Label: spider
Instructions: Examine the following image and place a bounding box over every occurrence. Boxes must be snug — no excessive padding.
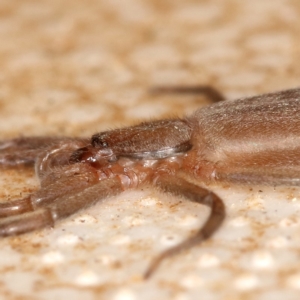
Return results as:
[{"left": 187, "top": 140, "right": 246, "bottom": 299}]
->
[{"left": 0, "top": 86, "right": 299, "bottom": 279}]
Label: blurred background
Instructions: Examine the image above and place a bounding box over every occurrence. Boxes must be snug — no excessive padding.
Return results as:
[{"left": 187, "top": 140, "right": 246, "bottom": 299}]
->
[{"left": 0, "top": 1, "right": 300, "bottom": 299}]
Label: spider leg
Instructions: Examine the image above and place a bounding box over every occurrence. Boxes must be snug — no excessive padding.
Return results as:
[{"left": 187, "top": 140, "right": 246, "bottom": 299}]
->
[
  {"left": 0, "top": 177, "right": 123, "bottom": 236},
  {"left": 0, "top": 209, "right": 55, "bottom": 236},
  {"left": 150, "top": 85, "right": 225, "bottom": 103},
  {"left": 0, "top": 164, "right": 100, "bottom": 218},
  {"left": 144, "top": 175, "right": 225, "bottom": 279},
  {"left": 0, "top": 137, "right": 87, "bottom": 168},
  {"left": 0, "top": 149, "right": 41, "bottom": 167}
]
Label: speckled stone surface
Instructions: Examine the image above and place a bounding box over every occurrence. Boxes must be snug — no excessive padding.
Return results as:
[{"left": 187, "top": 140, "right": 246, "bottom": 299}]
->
[{"left": 0, "top": 1, "right": 300, "bottom": 299}]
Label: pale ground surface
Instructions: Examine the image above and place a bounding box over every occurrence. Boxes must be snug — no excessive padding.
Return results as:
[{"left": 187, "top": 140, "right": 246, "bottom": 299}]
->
[{"left": 0, "top": 1, "right": 300, "bottom": 299}]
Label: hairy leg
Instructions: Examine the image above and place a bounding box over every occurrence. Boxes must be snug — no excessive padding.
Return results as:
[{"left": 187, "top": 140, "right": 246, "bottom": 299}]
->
[
  {"left": 0, "top": 164, "right": 100, "bottom": 217},
  {"left": 150, "top": 85, "right": 225, "bottom": 103},
  {"left": 144, "top": 175, "right": 225, "bottom": 279},
  {"left": 0, "top": 137, "right": 88, "bottom": 168},
  {"left": 0, "top": 177, "right": 123, "bottom": 236}
]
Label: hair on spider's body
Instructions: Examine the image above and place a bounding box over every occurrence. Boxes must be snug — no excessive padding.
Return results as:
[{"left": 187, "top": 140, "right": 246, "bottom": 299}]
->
[{"left": 0, "top": 87, "right": 299, "bottom": 278}]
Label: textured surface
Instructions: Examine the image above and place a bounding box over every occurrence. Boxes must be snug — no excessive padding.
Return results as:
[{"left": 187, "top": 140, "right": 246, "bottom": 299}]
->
[{"left": 0, "top": 1, "right": 300, "bottom": 299}]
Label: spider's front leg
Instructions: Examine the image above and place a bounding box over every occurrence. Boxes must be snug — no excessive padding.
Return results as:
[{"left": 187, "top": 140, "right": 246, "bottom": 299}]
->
[
  {"left": 0, "top": 176, "right": 123, "bottom": 236},
  {"left": 0, "top": 136, "right": 88, "bottom": 168},
  {"left": 0, "top": 137, "right": 124, "bottom": 236},
  {"left": 0, "top": 136, "right": 93, "bottom": 219}
]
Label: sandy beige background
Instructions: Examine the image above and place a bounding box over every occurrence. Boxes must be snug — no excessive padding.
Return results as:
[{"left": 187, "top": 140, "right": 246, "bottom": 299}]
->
[{"left": 0, "top": 1, "right": 300, "bottom": 299}]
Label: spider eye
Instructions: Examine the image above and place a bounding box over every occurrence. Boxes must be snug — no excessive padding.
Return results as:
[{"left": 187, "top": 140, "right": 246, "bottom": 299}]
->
[
  {"left": 91, "top": 134, "right": 109, "bottom": 148},
  {"left": 100, "top": 141, "right": 108, "bottom": 147},
  {"left": 69, "top": 147, "right": 90, "bottom": 163},
  {"left": 94, "top": 139, "right": 108, "bottom": 148}
]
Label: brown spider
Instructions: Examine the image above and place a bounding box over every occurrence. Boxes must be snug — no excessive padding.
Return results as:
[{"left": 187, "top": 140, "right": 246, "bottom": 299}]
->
[{"left": 0, "top": 87, "right": 299, "bottom": 278}]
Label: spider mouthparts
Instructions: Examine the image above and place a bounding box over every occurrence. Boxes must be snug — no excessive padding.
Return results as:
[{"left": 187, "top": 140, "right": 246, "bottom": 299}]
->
[
  {"left": 69, "top": 146, "right": 116, "bottom": 166},
  {"left": 69, "top": 146, "right": 90, "bottom": 163}
]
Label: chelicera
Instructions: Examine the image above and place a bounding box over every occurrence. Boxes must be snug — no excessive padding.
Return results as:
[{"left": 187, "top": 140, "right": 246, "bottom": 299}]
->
[{"left": 0, "top": 87, "right": 299, "bottom": 278}]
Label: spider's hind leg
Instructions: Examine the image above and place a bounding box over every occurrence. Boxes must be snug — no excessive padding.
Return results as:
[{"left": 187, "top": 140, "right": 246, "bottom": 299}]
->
[
  {"left": 150, "top": 85, "right": 225, "bottom": 103},
  {"left": 144, "top": 175, "right": 225, "bottom": 279}
]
